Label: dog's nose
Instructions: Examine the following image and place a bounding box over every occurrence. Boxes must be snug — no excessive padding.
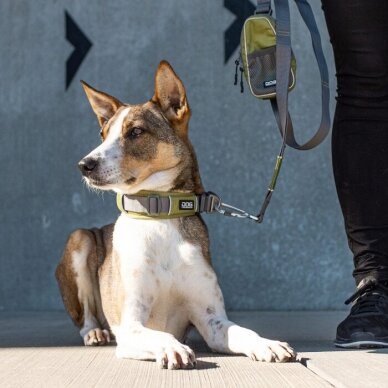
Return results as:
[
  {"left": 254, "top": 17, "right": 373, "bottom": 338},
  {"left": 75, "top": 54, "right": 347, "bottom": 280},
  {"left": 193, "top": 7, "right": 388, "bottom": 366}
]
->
[{"left": 78, "top": 157, "right": 98, "bottom": 174}]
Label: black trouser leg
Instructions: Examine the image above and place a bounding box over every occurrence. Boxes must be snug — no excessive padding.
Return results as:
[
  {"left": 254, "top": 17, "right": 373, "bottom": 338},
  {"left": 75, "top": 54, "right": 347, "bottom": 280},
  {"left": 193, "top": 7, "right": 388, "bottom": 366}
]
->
[{"left": 321, "top": 0, "right": 388, "bottom": 284}]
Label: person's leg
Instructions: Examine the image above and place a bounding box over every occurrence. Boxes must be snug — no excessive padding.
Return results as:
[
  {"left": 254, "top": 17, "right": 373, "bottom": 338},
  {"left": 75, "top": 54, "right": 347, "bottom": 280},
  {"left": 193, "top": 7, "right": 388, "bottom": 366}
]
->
[{"left": 321, "top": 0, "right": 388, "bottom": 347}]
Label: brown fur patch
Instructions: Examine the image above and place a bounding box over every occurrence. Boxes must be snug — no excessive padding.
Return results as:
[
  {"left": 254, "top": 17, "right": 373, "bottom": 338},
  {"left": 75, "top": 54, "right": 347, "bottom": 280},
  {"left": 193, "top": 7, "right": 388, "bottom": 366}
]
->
[
  {"left": 55, "top": 229, "right": 91, "bottom": 328},
  {"left": 120, "top": 142, "right": 181, "bottom": 186},
  {"left": 56, "top": 225, "right": 113, "bottom": 330},
  {"left": 206, "top": 306, "right": 215, "bottom": 315}
]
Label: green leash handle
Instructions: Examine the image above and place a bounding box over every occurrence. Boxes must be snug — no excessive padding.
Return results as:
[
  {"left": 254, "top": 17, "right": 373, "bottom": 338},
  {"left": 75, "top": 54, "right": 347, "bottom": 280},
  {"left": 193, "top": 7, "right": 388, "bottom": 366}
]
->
[{"left": 256, "top": 143, "right": 286, "bottom": 223}]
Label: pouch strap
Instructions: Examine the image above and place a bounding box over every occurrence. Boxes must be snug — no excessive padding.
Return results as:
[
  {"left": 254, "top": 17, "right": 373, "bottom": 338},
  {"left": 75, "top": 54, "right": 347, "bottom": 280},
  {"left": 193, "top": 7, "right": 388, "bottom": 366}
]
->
[
  {"left": 255, "top": 0, "right": 272, "bottom": 14},
  {"left": 272, "top": 0, "right": 331, "bottom": 150}
]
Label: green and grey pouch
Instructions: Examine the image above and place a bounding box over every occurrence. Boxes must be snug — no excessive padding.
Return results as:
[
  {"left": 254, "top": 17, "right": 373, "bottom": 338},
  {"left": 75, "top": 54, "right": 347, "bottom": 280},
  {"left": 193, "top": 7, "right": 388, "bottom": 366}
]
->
[{"left": 238, "top": 12, "right": 297, "bottom": 99}]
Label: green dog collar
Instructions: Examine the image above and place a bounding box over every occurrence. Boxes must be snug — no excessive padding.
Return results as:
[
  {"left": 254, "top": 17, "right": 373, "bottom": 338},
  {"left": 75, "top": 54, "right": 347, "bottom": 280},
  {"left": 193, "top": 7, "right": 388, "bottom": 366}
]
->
[{"left": 116, "top": 191, "right": 220, "bottom": 220}]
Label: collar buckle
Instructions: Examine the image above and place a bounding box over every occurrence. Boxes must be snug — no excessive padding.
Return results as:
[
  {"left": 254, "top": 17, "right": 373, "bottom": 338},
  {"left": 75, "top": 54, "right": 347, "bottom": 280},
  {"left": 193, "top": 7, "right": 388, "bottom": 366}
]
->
[{"left": 147, "top": 195, "right": 161, "bottom": 216}]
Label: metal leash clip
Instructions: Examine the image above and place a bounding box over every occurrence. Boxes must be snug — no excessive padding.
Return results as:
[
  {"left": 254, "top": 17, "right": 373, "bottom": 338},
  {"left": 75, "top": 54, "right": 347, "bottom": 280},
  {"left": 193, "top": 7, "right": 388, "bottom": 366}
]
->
[
  {"left": 200, "top": 192, "right": 262, "bottom": 222},
  {"left": 214, "top": 198, "right": 259, "bottom": 222}
]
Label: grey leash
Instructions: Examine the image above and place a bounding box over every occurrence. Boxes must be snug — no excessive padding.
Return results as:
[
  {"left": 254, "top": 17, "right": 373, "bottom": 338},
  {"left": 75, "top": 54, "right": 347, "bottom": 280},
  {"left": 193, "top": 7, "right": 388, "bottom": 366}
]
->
[
  {"left": 271, "top": 0, "right": 330, "bottom": 150},
  {"left": 215, "top": 0, "right": 330, "bottom": 223}
]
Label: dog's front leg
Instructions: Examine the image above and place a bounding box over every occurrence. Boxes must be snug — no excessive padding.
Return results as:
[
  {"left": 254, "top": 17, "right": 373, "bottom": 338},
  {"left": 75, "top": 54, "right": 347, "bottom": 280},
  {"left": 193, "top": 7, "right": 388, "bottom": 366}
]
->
[
  {"left": 183, "top": 267, "right": 296, "bottom": 362},
  {"left": 114, "top": 292, "right": 196, "bottom": 369},
  {"left": 115, "top": 323, "right": 196, "bottom": 369},
  {"left": 199, "top": 317, "right": 295, "bottom": 362}
]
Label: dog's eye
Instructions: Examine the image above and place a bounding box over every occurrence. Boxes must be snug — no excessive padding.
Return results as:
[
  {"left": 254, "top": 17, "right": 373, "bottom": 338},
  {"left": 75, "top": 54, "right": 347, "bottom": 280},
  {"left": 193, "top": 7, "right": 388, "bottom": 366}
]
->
[{"left": 129, "top": 127, "right": 144, "bottom": 138}]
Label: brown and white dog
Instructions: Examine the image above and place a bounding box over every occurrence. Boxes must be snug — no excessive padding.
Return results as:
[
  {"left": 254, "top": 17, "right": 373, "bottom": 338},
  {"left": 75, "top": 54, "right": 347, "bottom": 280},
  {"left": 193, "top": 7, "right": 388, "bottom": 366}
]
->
[{"left": 56, "top": 61, "right": 296, "bottom": 369}]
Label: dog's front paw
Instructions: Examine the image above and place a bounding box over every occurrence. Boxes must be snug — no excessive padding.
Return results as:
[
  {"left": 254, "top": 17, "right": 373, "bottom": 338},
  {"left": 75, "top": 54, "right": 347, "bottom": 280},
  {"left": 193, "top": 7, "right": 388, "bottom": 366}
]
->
[
  {"left": 83, "top": 328, "right": 111, "bottom": 346},
  {"left": 156, "top": 343, "right": 196, "bottom": 370},
  {"left": 246, "top": 339, "right": 296, "bottom": 363}
]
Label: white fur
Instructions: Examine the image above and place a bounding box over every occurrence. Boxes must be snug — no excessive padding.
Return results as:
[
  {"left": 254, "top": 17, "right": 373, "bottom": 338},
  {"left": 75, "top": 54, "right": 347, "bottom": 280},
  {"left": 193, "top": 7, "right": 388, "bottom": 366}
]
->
[
  {"left": 84, "top": 107, "right": 130, "bottom": 191},
  {"left": 87, "top": 107, "right": 130, "bottom": 159},
  {"left": 110, "top": 215, "right": 295, "bottom": 366},
  {"left": 116, "top": 167, "right": 180, "bottom": 195}
]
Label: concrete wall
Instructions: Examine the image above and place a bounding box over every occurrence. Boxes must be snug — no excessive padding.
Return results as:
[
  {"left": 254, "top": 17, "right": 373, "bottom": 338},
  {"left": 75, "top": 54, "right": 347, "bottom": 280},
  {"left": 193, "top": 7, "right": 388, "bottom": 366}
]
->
[{"left": 0, "top": 0, "right": 354, "bottom": 311}]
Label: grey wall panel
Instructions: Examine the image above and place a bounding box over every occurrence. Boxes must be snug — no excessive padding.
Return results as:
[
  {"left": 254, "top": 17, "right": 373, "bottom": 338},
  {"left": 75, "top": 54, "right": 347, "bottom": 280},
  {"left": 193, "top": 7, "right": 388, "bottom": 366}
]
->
[{"left": 0, "top": 0, "right": 353, "bottom": 311}]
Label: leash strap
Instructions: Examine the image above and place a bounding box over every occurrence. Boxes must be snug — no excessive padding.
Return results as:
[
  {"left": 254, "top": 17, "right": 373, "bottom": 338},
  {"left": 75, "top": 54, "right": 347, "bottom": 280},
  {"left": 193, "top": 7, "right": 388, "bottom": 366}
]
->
[{"left": 271, "top": 0, "right": 330, "bottom": 150}]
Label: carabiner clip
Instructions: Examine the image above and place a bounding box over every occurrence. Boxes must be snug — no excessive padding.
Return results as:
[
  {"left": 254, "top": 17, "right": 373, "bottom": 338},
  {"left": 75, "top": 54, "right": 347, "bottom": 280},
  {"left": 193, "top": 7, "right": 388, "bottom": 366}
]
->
[{"left": 215, "top": 201, "right": 259, "bottom": 222}]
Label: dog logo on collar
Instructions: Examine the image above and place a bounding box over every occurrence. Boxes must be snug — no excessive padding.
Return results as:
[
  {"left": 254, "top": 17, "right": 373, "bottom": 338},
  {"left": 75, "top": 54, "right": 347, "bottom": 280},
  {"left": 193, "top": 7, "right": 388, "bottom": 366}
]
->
[{"left": 179, "top": 200, "right": 194, "bottom": 210}]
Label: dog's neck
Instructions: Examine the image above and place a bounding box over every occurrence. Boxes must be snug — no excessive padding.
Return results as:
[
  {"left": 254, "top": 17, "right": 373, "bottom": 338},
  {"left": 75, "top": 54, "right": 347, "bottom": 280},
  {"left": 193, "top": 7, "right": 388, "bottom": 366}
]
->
[
  {"left": 119, "top": 154, "right": 203, "bottom": 196},
  {"left": 171, "top": 141, "right": 204, "bottom": 194}
]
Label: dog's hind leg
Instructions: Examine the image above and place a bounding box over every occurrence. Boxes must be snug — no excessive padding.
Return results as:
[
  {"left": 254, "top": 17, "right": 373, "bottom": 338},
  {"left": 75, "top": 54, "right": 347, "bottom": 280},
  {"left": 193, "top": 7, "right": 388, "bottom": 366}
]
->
[{"left": 56, "top": 228, "right": 110, "bottom": 346}]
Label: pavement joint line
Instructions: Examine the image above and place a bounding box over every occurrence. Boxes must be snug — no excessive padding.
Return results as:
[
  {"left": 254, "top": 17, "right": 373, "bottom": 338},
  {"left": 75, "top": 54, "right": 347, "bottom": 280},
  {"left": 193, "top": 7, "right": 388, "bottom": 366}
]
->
[{"left": 298, "top": 356, "right": 337, "bottom": 387}]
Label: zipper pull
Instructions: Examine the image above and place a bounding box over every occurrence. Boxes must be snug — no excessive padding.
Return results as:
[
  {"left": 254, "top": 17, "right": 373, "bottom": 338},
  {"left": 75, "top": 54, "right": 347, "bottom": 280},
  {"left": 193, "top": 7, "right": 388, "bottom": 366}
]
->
[
  {"left": 234, "top": 59, "right": 239, "bottom": 85},
  {"left": 239, "top": 66, "right": 244, "bottom": 93}
]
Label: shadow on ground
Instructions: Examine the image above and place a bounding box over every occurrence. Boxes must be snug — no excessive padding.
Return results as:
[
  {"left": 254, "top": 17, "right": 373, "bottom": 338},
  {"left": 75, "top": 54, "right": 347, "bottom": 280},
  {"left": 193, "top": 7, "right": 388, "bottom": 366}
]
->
[{"left": 0, "top": 311, "right": 213, "bottom": 355}]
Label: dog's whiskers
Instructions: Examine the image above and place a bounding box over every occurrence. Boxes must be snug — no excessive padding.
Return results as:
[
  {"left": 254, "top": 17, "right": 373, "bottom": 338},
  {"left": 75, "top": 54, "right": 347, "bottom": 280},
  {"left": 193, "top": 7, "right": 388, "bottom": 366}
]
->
[{"left": 82, "top": 177, "right": 106, "bottom": 198}]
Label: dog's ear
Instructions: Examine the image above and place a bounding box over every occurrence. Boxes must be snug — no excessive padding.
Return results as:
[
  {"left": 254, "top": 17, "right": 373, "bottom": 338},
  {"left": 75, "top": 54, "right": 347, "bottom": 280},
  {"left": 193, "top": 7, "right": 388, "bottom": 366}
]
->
[
  {"left": 152, "top": 61, "right": 191, "bottom": 137},
  {"left": 81, "top": 81, "right": 122, "bottom": 127}
]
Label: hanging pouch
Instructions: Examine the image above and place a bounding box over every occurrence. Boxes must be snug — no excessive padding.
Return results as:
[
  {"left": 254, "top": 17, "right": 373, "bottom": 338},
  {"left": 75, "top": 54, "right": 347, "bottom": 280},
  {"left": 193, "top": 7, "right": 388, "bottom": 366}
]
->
[{"left": 240, "top": 14, "right": 297, "bottom": 99}]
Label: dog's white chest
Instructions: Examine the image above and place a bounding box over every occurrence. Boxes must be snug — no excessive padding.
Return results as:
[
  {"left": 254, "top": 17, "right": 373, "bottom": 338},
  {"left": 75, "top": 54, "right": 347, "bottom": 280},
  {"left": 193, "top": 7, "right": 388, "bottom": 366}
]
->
[
  {"left": 113, "top": 214, "right": 198, "bottom": 268},
  {"left": 112, "top": 215, "right": 203, "bottom": 337}
]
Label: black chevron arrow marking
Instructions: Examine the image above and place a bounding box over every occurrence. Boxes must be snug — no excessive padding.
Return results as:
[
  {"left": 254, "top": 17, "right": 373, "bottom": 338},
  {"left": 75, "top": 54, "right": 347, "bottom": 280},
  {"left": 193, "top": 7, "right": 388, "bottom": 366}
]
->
[
  {"left": 224, "top": 0, "right": 255, "bottom": 63},
  {"left": 65, "top": 11, "right": 93, "bottom": 90}
]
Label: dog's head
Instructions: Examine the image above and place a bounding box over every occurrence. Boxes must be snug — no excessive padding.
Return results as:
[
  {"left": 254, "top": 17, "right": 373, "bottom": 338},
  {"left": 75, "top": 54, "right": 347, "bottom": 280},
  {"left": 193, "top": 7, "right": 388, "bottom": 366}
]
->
[{"left": 79, "top": 61, "right": 201, "bottom": 194}]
